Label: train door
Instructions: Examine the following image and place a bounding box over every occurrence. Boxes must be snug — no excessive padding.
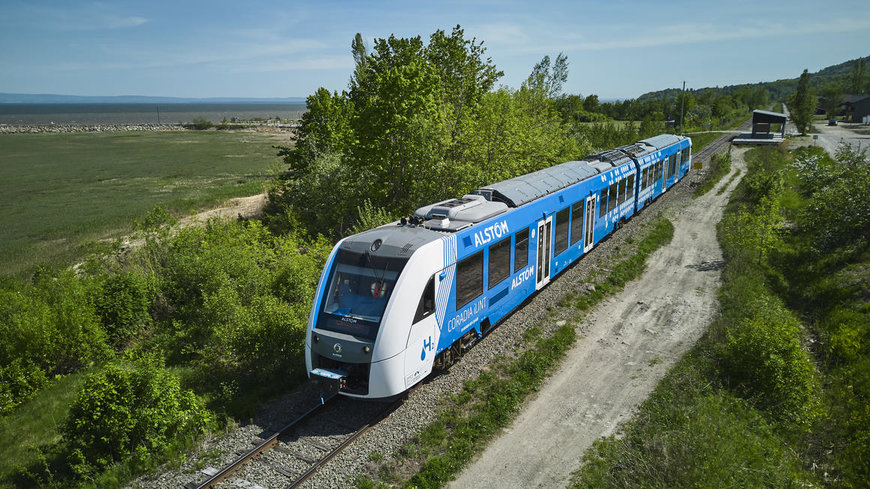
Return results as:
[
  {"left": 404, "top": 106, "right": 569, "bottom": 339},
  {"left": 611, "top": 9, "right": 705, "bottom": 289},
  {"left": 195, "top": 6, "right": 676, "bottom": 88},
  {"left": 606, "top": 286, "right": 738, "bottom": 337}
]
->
[
  {"left": 583, "top": 195, "right": 595, "bottom": 253},
  {"left": 535, "top": 216, "right": 552, "bottom": 290}
]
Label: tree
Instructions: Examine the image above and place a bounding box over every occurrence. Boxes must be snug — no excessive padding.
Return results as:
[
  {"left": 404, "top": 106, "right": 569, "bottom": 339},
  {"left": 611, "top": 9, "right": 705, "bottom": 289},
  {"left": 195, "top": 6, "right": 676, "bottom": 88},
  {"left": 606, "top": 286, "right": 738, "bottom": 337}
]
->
[
  {"left": 821, "top": 84, "right": 844, "bottom": 117},
  {"left": 526, "top": 53, "right": 569, "bottom": 98},
  {"left": 583, "top": 94, "right": 599, "bottom": 112},
  {"left": 789, "top": 69, "right": 816, "bottom": 135}
]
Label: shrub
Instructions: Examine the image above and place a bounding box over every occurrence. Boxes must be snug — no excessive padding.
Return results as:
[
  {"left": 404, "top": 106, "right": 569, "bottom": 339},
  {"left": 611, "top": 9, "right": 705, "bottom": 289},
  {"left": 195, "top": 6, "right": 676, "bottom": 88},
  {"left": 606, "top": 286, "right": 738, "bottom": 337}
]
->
[
  {"left": 94, "top": 272, "right": 150, "bottom": 343},
  {"left": 0, "top": 272, "right": 110, "bottom": 412},
  {"left": 0, "top": 359, "right": 48, "bottom": 414},
  {"left": 718, "top": 296, "right": 820, "bottom": 427},
  {"left": 62, "top": 357, "right": 210, "bottom": 479}
]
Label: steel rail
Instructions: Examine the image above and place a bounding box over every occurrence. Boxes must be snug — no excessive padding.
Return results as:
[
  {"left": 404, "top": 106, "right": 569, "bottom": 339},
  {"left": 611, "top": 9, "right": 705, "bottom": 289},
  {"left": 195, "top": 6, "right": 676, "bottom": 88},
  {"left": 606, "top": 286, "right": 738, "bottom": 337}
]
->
[
  {"left": 195, "top": 393, "right": 338, "bottom": 489},
  {"left": 286, "top": 393, "right": 407, "bottom": 488}
]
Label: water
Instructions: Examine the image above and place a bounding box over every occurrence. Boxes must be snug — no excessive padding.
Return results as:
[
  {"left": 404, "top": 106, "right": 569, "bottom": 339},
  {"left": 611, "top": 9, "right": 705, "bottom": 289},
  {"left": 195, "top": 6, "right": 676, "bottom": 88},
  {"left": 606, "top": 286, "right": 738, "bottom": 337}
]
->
[{"left": 0, "top": 103, "right": 307, "bottom": 125}]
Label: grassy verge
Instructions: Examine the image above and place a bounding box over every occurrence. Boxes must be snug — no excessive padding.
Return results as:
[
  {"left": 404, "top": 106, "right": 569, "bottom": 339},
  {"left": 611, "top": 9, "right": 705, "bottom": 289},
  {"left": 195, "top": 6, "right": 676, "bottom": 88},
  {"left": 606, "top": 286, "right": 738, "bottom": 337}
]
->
[
  {"left": 0, "top": 130, "right": 288, "bottom": 276},
  {"left": 686, "top": 132, "right": 720, "bottom": 154},
  {"left": 359, "top": 217, "right": 675, "bottom": 488},
  {"left": 692, "top": 149, "right": 732, "bottom": 198},
  {"left": 0, "top": 372, "right": 90, "bottom": 484}
]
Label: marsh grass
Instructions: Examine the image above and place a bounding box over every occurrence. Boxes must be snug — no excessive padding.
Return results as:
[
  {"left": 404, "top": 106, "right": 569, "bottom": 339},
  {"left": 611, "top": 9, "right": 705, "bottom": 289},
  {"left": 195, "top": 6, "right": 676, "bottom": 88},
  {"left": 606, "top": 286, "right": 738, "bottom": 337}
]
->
[{"left": 0, "top": 130, "right": 285, "bottom": 275}]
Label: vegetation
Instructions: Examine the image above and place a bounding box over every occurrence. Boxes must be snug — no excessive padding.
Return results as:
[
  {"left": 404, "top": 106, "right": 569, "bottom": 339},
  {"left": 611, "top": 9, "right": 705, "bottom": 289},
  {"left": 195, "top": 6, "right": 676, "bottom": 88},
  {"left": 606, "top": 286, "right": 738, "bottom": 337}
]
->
[
  {"left": 0, "top": 24, "right": 767, "bottom": 489},
  {"left": 639, "top": 56, "right": 870, "bottom": 106},
  {"left": 0, "top": 130, "right": 287, "bottom": 275},
  {"left": 693, "top": 149, "right": 732, "bottom": 198},
  {"left": 358, "top": 218, "right": 675, "bottom": 488},
  {"left": 790, "top": 69, "right": 817, "bottom": 135},
  {"left": 571, "top": 142, "right": 870, "bottom": 488},
  {"left": 268, "top": 26, "right": 584, "bottom": 238}
]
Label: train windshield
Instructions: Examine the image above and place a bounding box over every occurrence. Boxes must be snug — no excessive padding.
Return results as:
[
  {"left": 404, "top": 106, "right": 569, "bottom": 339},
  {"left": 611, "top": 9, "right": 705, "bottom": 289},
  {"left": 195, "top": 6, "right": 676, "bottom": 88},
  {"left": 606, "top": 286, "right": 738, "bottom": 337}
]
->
[{"left": 317, "top": 248, "right": 408, "bottom": 339}]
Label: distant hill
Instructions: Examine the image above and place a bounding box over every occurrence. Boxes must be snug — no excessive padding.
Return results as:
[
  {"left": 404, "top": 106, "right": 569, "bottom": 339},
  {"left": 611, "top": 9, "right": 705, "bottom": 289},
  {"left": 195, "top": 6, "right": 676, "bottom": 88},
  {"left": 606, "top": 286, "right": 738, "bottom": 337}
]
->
[
  {"left": 637, "top": 55, "right": 870, "bottom": 102},
  {"left": 0, "top": 93, "right": 306, "bottom": 104}
]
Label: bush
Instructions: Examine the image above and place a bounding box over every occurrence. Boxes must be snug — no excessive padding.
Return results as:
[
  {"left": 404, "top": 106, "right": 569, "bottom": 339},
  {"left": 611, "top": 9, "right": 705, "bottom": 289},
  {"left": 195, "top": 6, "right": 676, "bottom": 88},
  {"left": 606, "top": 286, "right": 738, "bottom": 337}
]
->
[
  {"left": 0, "top": 272, "right": 110, "bottom": 412},
  {"left": 0, "top": 359, "right": 48, "bottom": 415},
  {"left": 62, "top": 357, "right": 210, "bottom": 479},
  {"left": 94, "top": 272, "right": 150, "bottom": 344},
  {"left": 718, "top": 302, "right": 820, "bottom": 426}
]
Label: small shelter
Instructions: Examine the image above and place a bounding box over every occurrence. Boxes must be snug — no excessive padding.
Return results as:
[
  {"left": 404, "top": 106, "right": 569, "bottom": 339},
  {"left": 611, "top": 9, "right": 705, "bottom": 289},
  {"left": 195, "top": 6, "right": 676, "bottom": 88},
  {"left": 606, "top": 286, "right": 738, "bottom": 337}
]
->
[{"left": 734, "top": 109, "right": 787, "bottom": 145}]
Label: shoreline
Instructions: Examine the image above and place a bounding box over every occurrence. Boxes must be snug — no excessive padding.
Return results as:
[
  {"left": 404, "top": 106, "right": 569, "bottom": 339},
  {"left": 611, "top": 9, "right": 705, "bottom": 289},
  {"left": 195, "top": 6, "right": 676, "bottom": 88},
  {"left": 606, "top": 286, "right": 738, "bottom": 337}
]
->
[{"left": 0, "top": 122, "right": 299, "bottom": 134}]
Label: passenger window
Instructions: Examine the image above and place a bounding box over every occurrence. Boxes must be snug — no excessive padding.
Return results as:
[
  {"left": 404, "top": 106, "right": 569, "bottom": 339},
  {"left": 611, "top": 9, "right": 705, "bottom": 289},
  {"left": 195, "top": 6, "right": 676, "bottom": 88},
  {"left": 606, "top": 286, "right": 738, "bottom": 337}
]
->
[
  {"left": 456, "top": 250, "right": 483, "bottom": 309},
  {"left": 554, "top": 207, "right": 569, "bottom": 255},
  {"left": 618, "top": 179, "right": 626, "bottom": 204},
  {"left": 608, "top": 183, "right": 618, "bottom": 210},
  {"left": 627, "top": 174, "right": 635, "bottom": 199},
  {"left": 413, "top": 275, "right": 435, "bottom": 324},
  {"left": 570, "top": 201, "right": 583, "bottom": 245},
  {"left": 488, "top": 237, "right": 511, "bottom": 289},
  {"left": 642, "top": 168, "right": 648, "bottom": 189},
  {"left": 514, "top": 228, "right": 529, "bottom": 272},
  {"left": 599, "top": 189, "right": 608, "bottom": 217}
]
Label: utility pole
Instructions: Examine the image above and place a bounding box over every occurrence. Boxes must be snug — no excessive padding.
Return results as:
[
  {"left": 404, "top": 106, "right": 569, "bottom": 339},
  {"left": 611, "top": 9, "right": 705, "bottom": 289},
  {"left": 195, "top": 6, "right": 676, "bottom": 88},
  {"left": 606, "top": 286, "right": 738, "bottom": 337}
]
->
[
  {"left": 679, "top": 81, "right": 686, "bottom": 135},
  {"left": 156, "top": 104, "right": 161, "bottom": 124}
]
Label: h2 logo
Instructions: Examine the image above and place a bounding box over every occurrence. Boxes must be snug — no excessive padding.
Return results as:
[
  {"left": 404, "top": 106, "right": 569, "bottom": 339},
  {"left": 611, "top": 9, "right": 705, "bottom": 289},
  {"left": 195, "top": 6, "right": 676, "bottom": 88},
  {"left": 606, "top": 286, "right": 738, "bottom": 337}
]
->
[{"left": 420, "top": 336, "right": 433, "bottom": 361}]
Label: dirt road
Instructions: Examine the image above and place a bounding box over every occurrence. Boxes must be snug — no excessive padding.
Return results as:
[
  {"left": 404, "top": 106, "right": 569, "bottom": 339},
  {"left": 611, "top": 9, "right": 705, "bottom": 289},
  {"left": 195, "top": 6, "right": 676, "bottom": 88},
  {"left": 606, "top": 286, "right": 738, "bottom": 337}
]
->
[{"left": 450, "top": 147, "right": 748, "bottom": 489}]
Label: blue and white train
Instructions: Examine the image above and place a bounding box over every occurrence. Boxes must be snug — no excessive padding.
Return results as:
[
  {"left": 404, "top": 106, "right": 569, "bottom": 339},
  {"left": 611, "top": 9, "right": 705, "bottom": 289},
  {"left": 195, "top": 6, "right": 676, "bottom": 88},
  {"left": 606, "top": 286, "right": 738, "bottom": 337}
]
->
[{"left": 305, "top": 134, "right": 692, "bottom": 399}]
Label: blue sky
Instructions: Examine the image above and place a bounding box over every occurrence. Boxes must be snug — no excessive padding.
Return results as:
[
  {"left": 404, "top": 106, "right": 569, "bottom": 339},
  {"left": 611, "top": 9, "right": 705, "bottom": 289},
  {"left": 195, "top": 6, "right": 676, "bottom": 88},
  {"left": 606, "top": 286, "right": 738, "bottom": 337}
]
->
[{"left": 1, "top": 0, "right": 869, "bottom": 100}]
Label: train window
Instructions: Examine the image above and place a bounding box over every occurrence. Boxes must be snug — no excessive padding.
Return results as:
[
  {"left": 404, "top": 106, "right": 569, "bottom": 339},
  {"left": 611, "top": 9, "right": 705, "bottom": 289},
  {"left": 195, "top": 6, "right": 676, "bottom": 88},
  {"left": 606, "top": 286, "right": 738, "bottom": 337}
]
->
[
  {"left": 413, "top": 275, "right": 436, "bottom": 324},
  {"left": 554, "top": 207, "right": 570, "bottom": 255},
  {"left": 514, "top": 228, "right": 529, "bottom": 272},
  {"left": 456, "top": 250, "right": 483, "bottom": 309},
  {"left": 669, "top": 154, "right": 676, "bottom": 177},
  {"left": 488, "top": 237, "right": 511, "bottom": 289},
  {"left": 570, "top": 201, "right": 583, "bottom": 245},
  {"left": 618, "top": 179, "right": 626, "bottom": 204},
  {"left": 608, "top": 183, "right": 617, "bottom": 211},
  {"left": 641, "top": 168, "right": 647, "bottom": 189},
  {"left": 627, "top": 174, "right": 635, "bottom": 199},
  {"left": 599, "top": 189, "right": 608, "bottom": 217},
  {"left": 657, "top": 161, "right": 663, "bottom": 180}
]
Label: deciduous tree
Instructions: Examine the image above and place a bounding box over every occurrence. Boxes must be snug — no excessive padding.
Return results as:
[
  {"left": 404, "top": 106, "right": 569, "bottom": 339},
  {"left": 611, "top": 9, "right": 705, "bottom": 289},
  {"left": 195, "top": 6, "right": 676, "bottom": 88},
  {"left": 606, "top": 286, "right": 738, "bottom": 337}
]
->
[{"left": 789, "top": 69, "right": 816, "bottom": 135}]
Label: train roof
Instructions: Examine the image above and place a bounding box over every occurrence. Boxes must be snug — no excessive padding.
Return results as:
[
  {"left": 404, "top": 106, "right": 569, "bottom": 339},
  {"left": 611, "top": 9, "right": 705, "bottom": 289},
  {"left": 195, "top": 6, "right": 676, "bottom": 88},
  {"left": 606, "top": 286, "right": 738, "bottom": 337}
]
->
[
  {"left": 473, "top": 159, "right": 601, "bottom": 208},
  {"left": 406, "top": 133, "right": 684, "bottom": 234},
  {"left": 640, "top": 134, "right": 685, "bottom": 149}
]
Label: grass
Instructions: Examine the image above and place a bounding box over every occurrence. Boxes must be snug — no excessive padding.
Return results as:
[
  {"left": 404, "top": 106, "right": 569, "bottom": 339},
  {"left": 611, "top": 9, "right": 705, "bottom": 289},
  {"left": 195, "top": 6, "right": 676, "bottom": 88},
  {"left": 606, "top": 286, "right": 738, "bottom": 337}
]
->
[
  {"left": 358, "top": 217, "right": 675, "bottom": 488},
  {"left": 0, "top": 130, "right": 288, "bottom": 276},
  {"left": 0, "top": 371, "right": 90, "bottom": 486},
  {"left": 687, "top": 132, "right": 720, "bottom": 154},
  {"left": 693, "top": 150, "right": 732, "bottom": 198}
]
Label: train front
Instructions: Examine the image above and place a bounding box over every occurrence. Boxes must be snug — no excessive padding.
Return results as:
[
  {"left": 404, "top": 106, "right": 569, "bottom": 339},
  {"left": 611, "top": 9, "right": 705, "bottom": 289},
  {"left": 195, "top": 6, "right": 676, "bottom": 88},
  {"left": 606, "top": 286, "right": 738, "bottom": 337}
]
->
[{"left": 304, "top": 226, "right": 441, "bottom": 399}]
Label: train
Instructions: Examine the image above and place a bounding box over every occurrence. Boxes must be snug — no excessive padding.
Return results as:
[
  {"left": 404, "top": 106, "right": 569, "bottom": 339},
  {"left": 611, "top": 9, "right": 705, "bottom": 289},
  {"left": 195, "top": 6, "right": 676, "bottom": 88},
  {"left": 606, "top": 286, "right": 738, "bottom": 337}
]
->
[{"left": 304, "top": 133, "right": 692, "bottom": 399}]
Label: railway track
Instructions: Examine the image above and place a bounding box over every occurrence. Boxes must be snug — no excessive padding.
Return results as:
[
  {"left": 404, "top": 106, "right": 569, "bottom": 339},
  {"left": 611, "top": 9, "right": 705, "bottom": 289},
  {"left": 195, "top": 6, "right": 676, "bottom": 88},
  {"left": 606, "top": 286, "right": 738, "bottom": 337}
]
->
[
  {"left": 692, "top": 132, "right": 735, "bottom": 165},
  {"left": 192, "top": 391, "right": 405, "bottom": 489},
  {"left": 179, "top": 128, "right": 740, "bottom": 489}
]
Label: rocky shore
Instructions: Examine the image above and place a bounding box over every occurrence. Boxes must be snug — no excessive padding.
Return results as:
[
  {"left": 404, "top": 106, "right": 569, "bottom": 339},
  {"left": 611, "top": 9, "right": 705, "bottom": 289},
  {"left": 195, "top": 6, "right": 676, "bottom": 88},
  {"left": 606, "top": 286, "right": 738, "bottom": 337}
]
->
[
  {"left": 0, "top": 123, "right": 299, "bottom": 134},
  {"left": 0, "top": 123, "right": 187, "bottom": 134}
]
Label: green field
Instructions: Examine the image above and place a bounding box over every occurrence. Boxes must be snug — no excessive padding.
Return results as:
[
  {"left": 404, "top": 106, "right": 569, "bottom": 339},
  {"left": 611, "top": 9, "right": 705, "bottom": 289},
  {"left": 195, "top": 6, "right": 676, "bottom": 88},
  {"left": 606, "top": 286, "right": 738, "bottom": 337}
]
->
[{"left": 0, "top": 130, "right": 289, "bottom": 275}]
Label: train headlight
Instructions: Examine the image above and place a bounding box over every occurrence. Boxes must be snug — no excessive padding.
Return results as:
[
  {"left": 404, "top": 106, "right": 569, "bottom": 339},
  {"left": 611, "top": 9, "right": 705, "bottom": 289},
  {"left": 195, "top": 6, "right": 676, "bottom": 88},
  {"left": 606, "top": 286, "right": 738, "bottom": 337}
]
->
[
  {"left": 313, "top": 334, "right": 319, "bottom": 343},
  {"left": 363, "top": 346, "right": 371, "bottom": 354}
]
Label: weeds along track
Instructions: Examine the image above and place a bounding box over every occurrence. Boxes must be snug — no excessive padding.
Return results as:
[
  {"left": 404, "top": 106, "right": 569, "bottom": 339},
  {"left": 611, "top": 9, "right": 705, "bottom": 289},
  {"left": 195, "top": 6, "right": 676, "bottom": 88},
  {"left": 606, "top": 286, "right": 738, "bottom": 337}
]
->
[
  {"left": 694, "top": 131, "right": 737, "bottom": 164},
  {"left": 192, "top": 393, "right": 404, "bottom": 489}
]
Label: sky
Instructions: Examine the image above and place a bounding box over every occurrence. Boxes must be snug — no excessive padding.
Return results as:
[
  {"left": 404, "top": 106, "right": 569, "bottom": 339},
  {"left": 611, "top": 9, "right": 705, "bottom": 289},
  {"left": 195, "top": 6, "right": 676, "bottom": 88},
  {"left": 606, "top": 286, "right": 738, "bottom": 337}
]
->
[{"left": 1, "top": 0, "right": 869, "bottom": 100}]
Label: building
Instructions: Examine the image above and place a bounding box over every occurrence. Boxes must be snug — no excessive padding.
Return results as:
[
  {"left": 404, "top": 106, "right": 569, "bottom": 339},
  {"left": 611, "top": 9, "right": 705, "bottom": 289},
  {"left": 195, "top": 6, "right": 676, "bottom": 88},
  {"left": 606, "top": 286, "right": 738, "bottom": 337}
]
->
[
  {"left": 842, "top": 94, "right": 870, "bottom": 122},
  {"left": 734, "top": 109, "right": 787, "bottom": 145}
]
